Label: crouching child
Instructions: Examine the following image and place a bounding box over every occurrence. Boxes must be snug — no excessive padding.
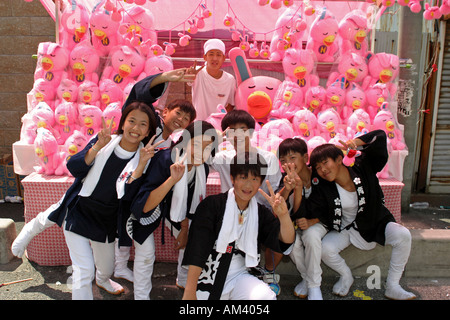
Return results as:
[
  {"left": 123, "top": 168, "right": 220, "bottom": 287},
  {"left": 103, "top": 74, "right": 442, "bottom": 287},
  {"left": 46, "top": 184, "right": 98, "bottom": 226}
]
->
[{"left": 182, "top": 151, "right": 295, "bottom": 300}]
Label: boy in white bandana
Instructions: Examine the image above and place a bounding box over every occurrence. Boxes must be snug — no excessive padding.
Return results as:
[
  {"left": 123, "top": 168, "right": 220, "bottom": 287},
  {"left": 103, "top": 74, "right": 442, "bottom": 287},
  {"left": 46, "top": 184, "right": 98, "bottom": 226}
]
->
[{"left": 182, "top": 152, "right": 295, "bottom": 300}]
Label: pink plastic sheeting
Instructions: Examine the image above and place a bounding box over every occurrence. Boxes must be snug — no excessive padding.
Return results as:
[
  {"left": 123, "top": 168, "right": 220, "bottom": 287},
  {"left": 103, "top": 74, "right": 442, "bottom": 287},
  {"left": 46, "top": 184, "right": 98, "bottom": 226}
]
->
[{"left": 38, "top": 0, "right": 371, "bottom": 41}]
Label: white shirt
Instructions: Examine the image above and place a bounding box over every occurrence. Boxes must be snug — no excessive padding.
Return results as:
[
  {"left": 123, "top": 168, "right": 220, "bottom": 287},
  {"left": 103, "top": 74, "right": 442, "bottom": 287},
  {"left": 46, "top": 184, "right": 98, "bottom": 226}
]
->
[
  {"left": 191, "top": 67, "right": 236, "bottom": 120},
  {"left": 210, "top": 148, "right": 282, "bottom": 209}
]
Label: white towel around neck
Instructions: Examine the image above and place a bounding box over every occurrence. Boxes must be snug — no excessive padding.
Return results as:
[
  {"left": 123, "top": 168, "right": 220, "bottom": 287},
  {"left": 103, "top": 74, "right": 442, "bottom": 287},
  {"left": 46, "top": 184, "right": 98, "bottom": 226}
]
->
[
  {"left": 170, "top": 160, "right": 206, "bottom": 222},
  {"left": 216, "top": 188, "right": 259, "bottom": 267},
  {"left": 78, "top": 135, "right": 148, "bottom": 199}
]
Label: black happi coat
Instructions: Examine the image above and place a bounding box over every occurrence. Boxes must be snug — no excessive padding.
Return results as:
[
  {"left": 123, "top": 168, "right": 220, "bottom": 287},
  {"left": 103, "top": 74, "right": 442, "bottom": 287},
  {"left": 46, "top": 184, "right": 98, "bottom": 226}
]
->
[
  {"left": 182, "top": 192, "right": 292, "bottom": 300},
  {"left": 307, "top": 130, "right": 396, "bottom": 245}
]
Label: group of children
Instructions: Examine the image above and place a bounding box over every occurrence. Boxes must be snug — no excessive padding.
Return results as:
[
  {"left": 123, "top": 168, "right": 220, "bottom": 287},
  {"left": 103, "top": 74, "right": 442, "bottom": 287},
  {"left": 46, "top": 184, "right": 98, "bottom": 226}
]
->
[{"left": 11, "top": 39, "right": 416, "bottom": 301}]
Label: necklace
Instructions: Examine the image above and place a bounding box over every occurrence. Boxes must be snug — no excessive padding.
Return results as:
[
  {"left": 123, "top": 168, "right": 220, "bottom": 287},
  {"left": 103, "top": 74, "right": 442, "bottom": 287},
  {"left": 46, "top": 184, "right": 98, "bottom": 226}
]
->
[{"left": 238, "top": 208, "right": 247, "bottom": 225}]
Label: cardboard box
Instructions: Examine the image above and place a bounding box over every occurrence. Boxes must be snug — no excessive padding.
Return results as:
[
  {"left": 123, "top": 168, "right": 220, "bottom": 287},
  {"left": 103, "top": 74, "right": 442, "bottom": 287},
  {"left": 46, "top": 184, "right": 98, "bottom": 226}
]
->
[{"left": 0, "top": 154, "right": 23, "bottom": 199}]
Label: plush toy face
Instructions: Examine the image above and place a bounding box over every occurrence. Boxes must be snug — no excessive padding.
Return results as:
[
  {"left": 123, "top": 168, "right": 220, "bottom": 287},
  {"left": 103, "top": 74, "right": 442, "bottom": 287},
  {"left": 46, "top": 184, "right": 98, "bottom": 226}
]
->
[
  {"left": 103, "top": 102, "right": 122, "bottom": 133},
  {"left": 366, "top": 84, "right": 389, "bottom": 107},
  {"left": 282, "top": 49, "right": 315, "bottom": 84},
  {"left": 57, "top": 79, "right": 78, "bottom": 103},
  {"left": 78, "top": 81, "right": 100, "bottom": 105},
  {"left": 31, "top": 102, "right": 55, "bottom": 128},
  {"left": 338, "top": 11, "right": 368, "bottom": 43},
  {"left": 368, "top": 53, "right": 399, "bottom": 84},
  {"left": 346, "top": 85, "right": 367, "bottom": 111},
  {"left": 79, "top": 105, "right": 103, "bottom": 129},
  {"left": 326, "top": 80, "right": 346, "bottom": 108},
  {"left": 293, "top": 109, "right": 317, "bottom": 135},
  {"left": 110, "top": 46, "right": 145, "bottom": 83},
  {"left": 318, "top": 108, "right": 341, "bottom": 132},
  {"left": 305, "top": 86, "right": 326, "bottom": 112},
  {"left": 338, "top": 53, "right": 369, "bottom": 83},
  {"left": 348, "top": 109, "right": 370, "bottom": 132},
  {"left": 35, "top": 127, "right": 58, "bottom": 157},
  {"left": 99, "top": 79, "right": 123, "bottom": 106},
  {"left": 55, "top": 102, "right": 78, "bottom": 126},
  {"left": 235, "top": 76, "right": 282, "bottom": 119},
  {"left": 122, "top": 6, "right": 155, "bottom": 32},
  {"left": 373, "top": 110, "right": 397, "bottom": 133},
  {"left": 64, "top": 130, "right": 88, "bottom": 156},
  {"left": 310, "top": 10, "right": 339, "bottom": 46},
  {"left": 37, "top": 43, "right": 69, "bottom": 74},
  {"left": 90, "top": 7, "right": 120, "bottom": 41},
  {"left": 276, "top": 81, "right": 304, "bottom": 105},
  {"left": 70, "top": 44, "right": 100, "bottom": 79},
  {"left": 33, "top": 79, "right": 56, "bottom": 104},
  {"left": 144, "top": 55, "right": 174, "bottom": 75},
  {"left": 61, "top": 3, "right": 89, "bottom": 39}
]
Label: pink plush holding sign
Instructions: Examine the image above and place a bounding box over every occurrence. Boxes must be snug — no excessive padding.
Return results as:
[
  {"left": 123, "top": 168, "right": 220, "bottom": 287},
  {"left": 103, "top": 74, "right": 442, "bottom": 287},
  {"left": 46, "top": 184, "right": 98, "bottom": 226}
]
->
[{"left": 230, "top": 47, "right": 282, "bottom": 124}]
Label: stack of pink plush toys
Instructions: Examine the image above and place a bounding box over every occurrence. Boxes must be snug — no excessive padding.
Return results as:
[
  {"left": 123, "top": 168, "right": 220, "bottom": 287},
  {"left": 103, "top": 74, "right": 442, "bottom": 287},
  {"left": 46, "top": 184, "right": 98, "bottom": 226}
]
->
[
  {"left": 19, "top": 2, "right": 407, "bottom": 180},
  {"left": 19, "top": 0, "right": 175, "bottom": 176}
]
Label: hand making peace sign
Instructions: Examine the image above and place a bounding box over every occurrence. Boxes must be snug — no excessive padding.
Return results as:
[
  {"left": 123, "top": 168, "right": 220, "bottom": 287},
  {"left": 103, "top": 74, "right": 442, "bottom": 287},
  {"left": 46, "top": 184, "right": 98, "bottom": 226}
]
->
[
  {"left": 96, "top": 116, "right": 115, "bottom": 150},
  {"left": 139, "top": 134, "right": 166, "bottom": 165},
  {"left": 170, "top": 148, "right": 188, "bottom": 183},
  {"left": 258, "top": 180, "right": 289, "bottom": 219},
  {"left": 282, "top": 162, "right": 303, "bottom": 192}
]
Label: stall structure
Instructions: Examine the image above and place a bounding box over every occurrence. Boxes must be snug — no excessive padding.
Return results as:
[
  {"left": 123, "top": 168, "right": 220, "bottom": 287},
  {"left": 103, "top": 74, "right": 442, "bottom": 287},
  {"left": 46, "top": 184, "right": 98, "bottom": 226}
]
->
[{"left": 16, "top": 0, "right": 436, "bottom": 265}]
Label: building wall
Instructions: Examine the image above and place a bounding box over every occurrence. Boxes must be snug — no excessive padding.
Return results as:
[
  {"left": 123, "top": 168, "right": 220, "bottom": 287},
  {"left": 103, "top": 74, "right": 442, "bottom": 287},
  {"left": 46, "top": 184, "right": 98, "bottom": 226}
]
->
[{"left": 0, "top": 1, "right": 54, "bottom": 156}]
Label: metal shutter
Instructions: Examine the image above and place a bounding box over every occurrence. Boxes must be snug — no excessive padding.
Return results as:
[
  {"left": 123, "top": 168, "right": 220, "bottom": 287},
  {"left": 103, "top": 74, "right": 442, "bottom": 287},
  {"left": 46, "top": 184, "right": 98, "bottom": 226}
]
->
[{"left": 428, "top": 20, "right": 450, "bottom": 193}]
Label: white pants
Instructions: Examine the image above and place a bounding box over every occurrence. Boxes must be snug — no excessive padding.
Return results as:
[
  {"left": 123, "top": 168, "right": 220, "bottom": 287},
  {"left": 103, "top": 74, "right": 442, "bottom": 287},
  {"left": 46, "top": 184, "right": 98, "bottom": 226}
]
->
[
  {"left": 217, "top": 272, "right": 276, "bottom": 300},
  {"left": 289, "top": 223, "right": 328, "bottom": 288},
  {"left": 64, "top": 228, "right": 115, "bottom": 300},
  {"left": 321, "top": 222, "right": 412, "bottom": 286},
  {"left": 133, "top": 234, "right": 156, "bottom": 300}
]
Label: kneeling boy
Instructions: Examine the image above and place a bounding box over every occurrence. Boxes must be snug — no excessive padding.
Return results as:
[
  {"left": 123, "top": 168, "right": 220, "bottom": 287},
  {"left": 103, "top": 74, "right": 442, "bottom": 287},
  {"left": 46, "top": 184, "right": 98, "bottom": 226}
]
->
[{"left": 182, "top": 152, "right": 295, "bottom": 300}]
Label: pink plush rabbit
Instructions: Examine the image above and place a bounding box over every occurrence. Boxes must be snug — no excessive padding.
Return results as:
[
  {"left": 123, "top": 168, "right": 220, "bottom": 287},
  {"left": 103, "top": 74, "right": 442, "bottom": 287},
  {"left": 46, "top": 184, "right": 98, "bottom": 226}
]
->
[
  {"left": 54, "top": 130, "right": 88, "bottom": 176},
  {"left": 338, "top": 9, "right": 369, "bottom": 56},
  {"left": 292, "top": 108, "right": 318, "bottom": 141},
  {"left": 282, "top": 48, "right": 319, "bottom": 95},
  {"left": 34, "top": 127, "right": 60, "bottom": 176},
  {"left": 69, "top": 42, "right": 100, "bottom": 85},
  {"left": 101, "top": 45, "right": 145, "bottom": 89},
  {"left": 78, "top": 104, "right": 103, "bottom": 139},
  {"left": 54, "top": 101, "right": 80, "bottom": 145},
  {"left": 229, "top": 47, "right": 282, "bottom": 124},
  {"left": 99, "top": 79, "right": 123, "bottom": 111},
  {"left": 59, "top": 1, "right": 90, "bottom": 50},
  {"left": 306, "top": 7, "right": 339, "bottom": 62},
  {"left": 90, "top": 0, "right": 122, "bottom": 57},
  {"left": 34, "top": 42, "right": 69, "bottom": 86},
  {"left": 270, "top": 80, "right": 304, "bottom": 121}
]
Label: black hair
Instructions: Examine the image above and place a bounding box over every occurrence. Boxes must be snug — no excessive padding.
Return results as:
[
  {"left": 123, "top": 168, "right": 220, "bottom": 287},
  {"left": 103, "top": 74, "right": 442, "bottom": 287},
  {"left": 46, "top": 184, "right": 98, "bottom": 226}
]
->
[
  {"left": 117, "top": 100, "right": 157, "bottom": 145},
  {"left": 220, "top": 109, "right": 256, "bottom": 131},
  {"left": 277, "top": 138, "right": 308, "bottom": 158},
  {"left": 165, "top": 99, "right": 197, "bottom": 123},
  {"left": 171, "top": 120, "right": 219, "bottom": 158},
  {"left": 230, "top": 151, "right": 267, "bottom": 182},
  {"left": 309, "top": 143, "right": 344, "bottom": 170}
]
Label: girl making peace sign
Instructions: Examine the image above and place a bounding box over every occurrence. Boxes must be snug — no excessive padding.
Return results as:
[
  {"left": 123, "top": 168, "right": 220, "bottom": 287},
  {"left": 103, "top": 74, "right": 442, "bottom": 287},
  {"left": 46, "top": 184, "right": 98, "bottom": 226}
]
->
[{"left": 49, "top": 101, "right": 160, "bottom": 300}]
